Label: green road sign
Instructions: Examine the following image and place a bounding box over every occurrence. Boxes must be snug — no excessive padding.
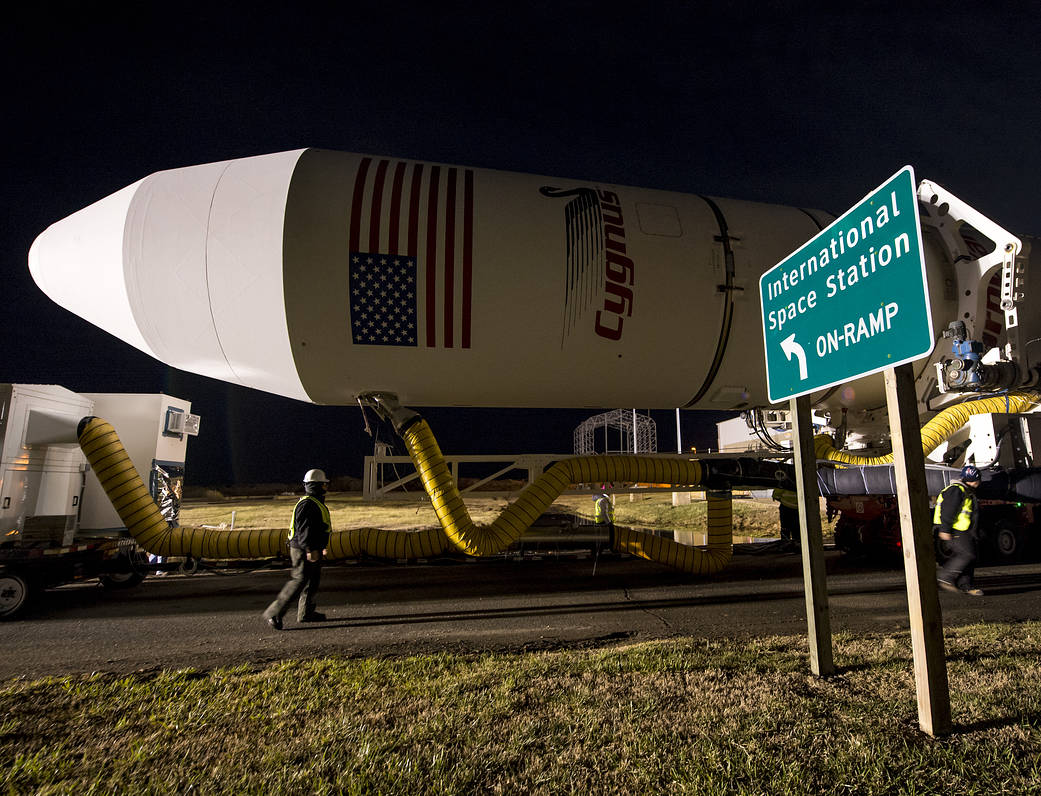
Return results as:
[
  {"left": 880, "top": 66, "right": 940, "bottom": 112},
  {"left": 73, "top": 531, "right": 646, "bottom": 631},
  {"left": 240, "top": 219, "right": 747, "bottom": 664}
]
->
[{"left": 760, "top": 166, "right": 933, "bottom": 403}]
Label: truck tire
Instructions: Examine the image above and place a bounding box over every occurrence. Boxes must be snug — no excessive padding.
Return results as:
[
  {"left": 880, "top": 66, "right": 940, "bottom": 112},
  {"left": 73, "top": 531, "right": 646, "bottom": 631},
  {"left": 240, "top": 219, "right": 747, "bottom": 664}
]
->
[
  {"left": 99, "top": 570, "right": 146, "bottom": 589},
  {"left": 99, "top": 550, "right": 148, "bottom": 589},
  {"left": 993, "top": 522, "right": 1023, "bottom": 563},
  {"left": 0, "top": 571, "right": 34, "bottom": 620}
]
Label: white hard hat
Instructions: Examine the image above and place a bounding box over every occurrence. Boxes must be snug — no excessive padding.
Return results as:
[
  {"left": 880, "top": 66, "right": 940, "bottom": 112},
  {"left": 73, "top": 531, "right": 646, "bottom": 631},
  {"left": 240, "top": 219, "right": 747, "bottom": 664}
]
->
[{"left": 303, "top": 468, "right": 330, "bottom": 483}]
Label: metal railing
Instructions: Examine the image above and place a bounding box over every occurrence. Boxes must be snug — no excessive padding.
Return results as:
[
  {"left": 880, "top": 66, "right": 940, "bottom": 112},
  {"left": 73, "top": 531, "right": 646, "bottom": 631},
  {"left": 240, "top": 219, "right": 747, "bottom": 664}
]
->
[{"left": 362, "top": 450, "right": 721, "bottom": 501}]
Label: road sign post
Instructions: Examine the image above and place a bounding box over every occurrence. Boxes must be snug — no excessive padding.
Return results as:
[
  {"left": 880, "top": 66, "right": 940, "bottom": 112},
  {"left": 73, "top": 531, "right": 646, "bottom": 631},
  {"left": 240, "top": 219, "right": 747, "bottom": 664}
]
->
[
  {"left": 760, "top": 167, "right": 951, "bottom": 735},
  {"left": 885, "top": 363, "right": 952, "bottom": 736},
  {"left": 792, "top": 393, "right": 834, "bottom": 676}
]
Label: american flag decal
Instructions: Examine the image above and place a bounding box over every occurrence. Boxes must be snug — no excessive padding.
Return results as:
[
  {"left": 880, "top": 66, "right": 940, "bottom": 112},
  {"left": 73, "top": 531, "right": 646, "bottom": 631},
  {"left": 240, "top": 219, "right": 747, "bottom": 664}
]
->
[
  {"left": 349, "top": 254, "right": 418, "bottom": 346},
  {"left": 349, "top": 157, "right": 474, "bottom": 348}
]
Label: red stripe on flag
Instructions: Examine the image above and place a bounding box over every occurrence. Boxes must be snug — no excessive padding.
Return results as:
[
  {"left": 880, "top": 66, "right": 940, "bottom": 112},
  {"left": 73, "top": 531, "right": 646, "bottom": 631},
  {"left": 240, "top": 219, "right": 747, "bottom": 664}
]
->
[
  {"left": 407, "top": 164, "right": 423, "bottom": 258},
  {"left": 426, "top": 166, "right": 441, "bottom": 347},
  {"left": 387, "top": 162, "right": 407, "bottom": 256},
  {"left": 369, "top": 159, "right": 389, "bottom": 250},
  {"left": 349, "top": 157, "right": 372, "bottom": 253},
  {"left": 462, "top": 169, "right": 473, "bottom": 349},
  {"left": 444, "top": 168, "right": 457, "bottom": 349}
]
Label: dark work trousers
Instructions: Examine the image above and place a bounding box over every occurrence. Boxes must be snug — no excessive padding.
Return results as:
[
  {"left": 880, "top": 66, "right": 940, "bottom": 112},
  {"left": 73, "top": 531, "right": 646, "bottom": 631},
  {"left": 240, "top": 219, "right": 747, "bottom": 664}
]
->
[
  {"left": 264, "top": 547, "right": 322, "bottom": 622},
  {"left": 778, "top": 504, "right": 800, "bottom": 543},
  {"left": 938, "top": 530, "right": 977, "bottom": 590}
]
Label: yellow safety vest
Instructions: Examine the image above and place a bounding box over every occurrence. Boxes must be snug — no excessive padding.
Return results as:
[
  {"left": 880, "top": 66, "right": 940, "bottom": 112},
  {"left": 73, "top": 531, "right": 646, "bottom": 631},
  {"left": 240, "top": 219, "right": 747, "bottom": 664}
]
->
[
  {"left": 773, "top": 488, "right": 799, "bottom": 510},
  {"left": 933, "top": 482, "right": 974, "bottom": 532},
  {"left": 594, "top": 496, "right": 615, "bottom": 524},
  {"left": 288, "top": 495, "right": 331, "bottom": 539}
]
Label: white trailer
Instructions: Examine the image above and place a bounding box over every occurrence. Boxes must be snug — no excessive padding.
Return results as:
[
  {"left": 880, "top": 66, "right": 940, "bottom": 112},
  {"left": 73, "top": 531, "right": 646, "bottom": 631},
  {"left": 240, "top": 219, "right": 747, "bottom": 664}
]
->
[{"left": 0, "top": 385, "right": 199, "bottom": 618}]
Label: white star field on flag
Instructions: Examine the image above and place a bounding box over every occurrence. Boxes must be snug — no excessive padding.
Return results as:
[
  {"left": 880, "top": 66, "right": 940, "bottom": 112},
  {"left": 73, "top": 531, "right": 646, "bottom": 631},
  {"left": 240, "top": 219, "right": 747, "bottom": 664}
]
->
[{"left": 349, "top": 252, "right": 418, "bottom": 346}]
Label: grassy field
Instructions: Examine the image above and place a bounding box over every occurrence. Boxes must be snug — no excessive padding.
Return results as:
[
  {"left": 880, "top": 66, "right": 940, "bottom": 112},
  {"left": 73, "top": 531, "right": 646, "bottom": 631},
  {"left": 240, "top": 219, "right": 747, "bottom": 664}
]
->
[
  {"left": 180, "top": 492, "right": 793, "bottom": 540},
  {"left": 3, "top": 623, "right": 1039, "bottom": 794}
]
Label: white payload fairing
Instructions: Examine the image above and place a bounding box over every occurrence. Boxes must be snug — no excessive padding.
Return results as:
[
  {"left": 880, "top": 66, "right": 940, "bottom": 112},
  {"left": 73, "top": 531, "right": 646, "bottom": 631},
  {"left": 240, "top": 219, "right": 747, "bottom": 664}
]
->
[{"left": 29, "top": 149, "right": 993, "bottom": 410}]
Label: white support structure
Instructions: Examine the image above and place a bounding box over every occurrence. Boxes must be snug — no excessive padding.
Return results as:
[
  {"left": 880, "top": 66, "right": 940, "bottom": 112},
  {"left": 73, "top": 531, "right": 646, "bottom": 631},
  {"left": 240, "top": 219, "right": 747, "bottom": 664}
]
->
[
  {"left": 362, "top": 450, "right": 717, "bottom": 501},
  {"left": 573, "top": 409, "right": 657, "bottom": 456}
]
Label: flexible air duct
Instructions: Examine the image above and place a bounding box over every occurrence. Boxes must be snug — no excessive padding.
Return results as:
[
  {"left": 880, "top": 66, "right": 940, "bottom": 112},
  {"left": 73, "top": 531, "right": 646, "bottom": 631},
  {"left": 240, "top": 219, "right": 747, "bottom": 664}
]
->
[
  {"left": 77, "top": 416, "right": 449, "bottom": 560},
  {"left": 815, "top": 464, "right": 959, "bottom": 497},
  {"left": 80, "top": 415, "right": 734, "bottom": 574},
  {"left": 975, "top": 468, "right": 1041, "bottom": 502},
  {"left": 813, "top": 391, "right": 1041, "bottom": 465},
  {"left": 399, "top": 416, "right": 733, "bottom": 574}
]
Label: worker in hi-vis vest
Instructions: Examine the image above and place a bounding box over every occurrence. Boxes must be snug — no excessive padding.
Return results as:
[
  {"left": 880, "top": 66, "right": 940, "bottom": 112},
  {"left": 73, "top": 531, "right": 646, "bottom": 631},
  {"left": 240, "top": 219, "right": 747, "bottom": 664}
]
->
[
  {"left": 594, "top": 489, "right": 615, "bottom": 549},
  {"left": 263, "top": 469, "right": 333, "bottom": 629},
  {"left": 935, "top": 464, "right": 984, "bottom": 597}
]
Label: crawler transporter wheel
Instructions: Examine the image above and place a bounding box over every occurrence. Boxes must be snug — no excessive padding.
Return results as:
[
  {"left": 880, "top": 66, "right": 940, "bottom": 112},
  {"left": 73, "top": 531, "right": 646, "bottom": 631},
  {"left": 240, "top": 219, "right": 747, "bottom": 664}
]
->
[{"left": 0, "top": 571, "right": 33, "bottom": 620}]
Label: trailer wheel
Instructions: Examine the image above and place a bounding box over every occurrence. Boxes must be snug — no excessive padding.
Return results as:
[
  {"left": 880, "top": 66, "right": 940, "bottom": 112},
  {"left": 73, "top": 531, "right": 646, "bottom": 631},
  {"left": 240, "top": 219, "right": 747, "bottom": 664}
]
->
[
  {"left": 994, "top": 523, "right": 1023, "bottom": 562},
  {"left": 834, "top": 518, "right": 864, "bottom": 556},
  {"left": 0, "top": 571, "right": 34, "bottom": 620},
  {"left": 99, "top": 571, "right": 146, "bottom": 589},
  {"left": 99, "top": 550, "right": 148, "bottom": 589}
]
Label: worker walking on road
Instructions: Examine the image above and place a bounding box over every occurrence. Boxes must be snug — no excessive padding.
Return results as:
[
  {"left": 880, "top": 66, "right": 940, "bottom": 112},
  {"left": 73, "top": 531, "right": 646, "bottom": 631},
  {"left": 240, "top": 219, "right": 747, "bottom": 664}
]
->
[
  {"left": 263, "top": 469, "right": 333, "bottom": 629},
  {"left": 936, "top": 464, "right": 984, "bottom": 597},
  {"left": 594, "top": 489, "right": 615, "bottom": 549}
]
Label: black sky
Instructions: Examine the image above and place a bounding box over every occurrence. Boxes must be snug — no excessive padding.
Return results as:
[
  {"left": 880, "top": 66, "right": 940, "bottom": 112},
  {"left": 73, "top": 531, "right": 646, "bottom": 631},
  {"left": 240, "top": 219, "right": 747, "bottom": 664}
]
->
[{"left": 5, "top": 3, "right": 1041, "bottom": 485}]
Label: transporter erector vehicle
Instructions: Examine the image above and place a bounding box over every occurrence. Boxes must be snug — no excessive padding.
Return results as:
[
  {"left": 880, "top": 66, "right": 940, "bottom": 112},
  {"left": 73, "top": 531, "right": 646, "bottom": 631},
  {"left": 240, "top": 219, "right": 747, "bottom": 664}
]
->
[{"left": 15, "top": 148, "right": 1041, "bottom": 613}]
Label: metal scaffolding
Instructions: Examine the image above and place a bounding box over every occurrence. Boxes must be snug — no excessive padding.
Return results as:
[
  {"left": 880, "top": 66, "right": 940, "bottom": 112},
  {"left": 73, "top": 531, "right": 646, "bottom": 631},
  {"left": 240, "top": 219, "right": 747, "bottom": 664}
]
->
[{"left": 573, "top": 409, "right": 657, "bottom": 455}]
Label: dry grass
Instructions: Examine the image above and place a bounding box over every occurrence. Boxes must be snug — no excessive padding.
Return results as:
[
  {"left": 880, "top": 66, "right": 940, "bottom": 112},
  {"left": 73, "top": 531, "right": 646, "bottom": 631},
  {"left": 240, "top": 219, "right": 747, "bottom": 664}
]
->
[
  {"left": 179, "top": 492, "right": 793, "bottom": 539},
  {"left": 3, "top": 623, "right": 1040, "bottom": 794}
]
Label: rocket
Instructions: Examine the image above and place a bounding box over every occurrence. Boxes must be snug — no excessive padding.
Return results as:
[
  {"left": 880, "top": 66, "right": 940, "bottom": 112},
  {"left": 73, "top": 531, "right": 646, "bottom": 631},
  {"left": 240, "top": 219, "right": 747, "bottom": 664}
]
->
[{"left": 28, "top": 148, "right": 958, "bottom": 410}]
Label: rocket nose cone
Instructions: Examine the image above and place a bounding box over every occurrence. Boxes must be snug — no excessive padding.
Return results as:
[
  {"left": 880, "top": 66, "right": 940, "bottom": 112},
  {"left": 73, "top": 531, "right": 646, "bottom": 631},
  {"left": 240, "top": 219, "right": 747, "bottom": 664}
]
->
[{"left": 28, "top": 179, "right": 156, "bottom": 357}]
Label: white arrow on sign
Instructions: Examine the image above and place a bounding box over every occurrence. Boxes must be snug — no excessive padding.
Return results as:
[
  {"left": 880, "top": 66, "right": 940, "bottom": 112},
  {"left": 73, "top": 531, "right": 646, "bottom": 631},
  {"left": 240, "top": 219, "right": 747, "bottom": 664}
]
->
[{"left": 780, "top": 333, "right": 808, "bottom": 380}]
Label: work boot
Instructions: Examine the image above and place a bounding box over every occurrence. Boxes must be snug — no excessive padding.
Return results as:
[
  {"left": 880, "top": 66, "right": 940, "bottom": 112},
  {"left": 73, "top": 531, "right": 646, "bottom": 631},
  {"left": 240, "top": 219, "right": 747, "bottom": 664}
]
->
[{"left": 299, "top": 612, "right": 327, "bottom": 622}]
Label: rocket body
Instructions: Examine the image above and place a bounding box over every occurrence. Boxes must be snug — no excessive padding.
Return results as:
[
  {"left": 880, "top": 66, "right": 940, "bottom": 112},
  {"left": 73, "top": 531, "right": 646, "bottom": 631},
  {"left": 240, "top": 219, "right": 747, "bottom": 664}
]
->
[{"left": 28, "top": 149, "right": 954, "bottom": 409}]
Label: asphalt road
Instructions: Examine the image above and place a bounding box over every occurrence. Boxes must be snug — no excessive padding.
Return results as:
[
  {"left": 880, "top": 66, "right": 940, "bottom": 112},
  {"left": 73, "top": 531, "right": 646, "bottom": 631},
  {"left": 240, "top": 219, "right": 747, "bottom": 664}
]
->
[{"left": 3, "top": 549, "right": 1041, "bottom": 679}]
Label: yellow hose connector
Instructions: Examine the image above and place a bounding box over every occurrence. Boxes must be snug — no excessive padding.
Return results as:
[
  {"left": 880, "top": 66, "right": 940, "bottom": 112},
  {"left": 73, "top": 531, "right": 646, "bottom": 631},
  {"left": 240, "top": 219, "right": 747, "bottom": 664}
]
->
[
  {"left": 401, "top": 418, "right": 733, "bottom": 575},
  {"left": 814, "top": 391, "right": 1041, "bottom": 465}
]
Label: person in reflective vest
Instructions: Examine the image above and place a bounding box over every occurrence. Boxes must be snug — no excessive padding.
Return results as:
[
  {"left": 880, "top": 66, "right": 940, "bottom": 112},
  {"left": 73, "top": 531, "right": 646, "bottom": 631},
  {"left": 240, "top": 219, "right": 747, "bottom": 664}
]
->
[
  {"left": 263, "top": 469, "right": 333, "bottom": 629},
  {"left": 593, "top": 490, "right": 615, "bottom": 548},
  {"left": 935, "top": 464, "right": 983, "bottom": 597}
]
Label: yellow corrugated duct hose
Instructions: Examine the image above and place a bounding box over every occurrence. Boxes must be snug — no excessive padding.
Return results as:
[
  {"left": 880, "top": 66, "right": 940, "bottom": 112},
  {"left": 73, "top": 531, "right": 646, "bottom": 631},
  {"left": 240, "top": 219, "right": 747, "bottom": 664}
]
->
[
  {"left": 813, "top": 391, "right": 1041, "bottom": 465},
  {"left": 614, "top": 491, "right": 733, "bottom": 574},
  {"left": 80, "top": 415, "right": 732, "bottom": 574},
  {"left": 77, "top": 417, "right": 449, "bottom": 560},
  {"left": 401, "top": 418, "right": 733, "bottom": 574}
]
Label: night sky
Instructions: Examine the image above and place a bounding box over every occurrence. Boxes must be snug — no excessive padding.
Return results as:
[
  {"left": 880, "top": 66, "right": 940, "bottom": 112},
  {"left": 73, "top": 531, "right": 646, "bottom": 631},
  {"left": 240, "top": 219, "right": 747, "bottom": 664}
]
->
[{"left": 5, "top": 4, "right": 1041, "bottom": 486}]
